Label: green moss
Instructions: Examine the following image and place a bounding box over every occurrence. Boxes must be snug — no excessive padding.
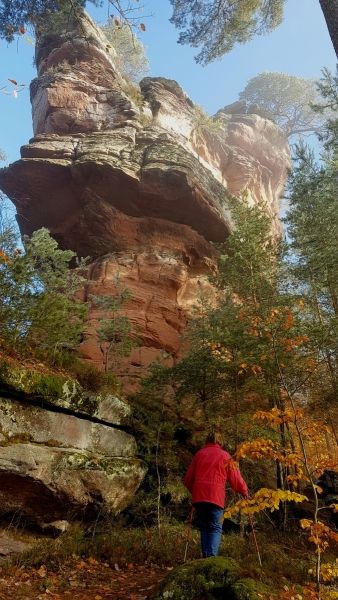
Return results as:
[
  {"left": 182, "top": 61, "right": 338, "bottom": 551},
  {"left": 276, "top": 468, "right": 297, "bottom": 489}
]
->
[
  {"left": 0, "top": 358, "right": 119, "bottom": 414},
  {"left": 150, "top": 557, "right": 247, "bottom": 600},
  {"left": 232, "top": 578, "right": 270, "bottom": 600},
  {"left": 0, "top": 359, "right": 68, "bottom": 399}
]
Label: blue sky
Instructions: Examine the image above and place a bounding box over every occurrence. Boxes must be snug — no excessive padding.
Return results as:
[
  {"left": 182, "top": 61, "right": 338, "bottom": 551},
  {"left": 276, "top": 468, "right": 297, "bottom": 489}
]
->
[{"left": 0, "top": 0, "right": 336, "bottom": 200}]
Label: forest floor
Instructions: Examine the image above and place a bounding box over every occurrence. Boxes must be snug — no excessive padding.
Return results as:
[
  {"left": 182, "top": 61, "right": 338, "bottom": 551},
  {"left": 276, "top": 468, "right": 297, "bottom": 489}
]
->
[{"left": 0, "top": 559, "right": 169, "bottom": 600}]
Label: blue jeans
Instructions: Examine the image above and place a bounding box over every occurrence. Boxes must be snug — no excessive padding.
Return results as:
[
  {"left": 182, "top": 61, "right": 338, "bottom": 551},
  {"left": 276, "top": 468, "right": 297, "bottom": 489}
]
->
[{"left": 194, "top": 502, "right": 224, "bottom": 557}]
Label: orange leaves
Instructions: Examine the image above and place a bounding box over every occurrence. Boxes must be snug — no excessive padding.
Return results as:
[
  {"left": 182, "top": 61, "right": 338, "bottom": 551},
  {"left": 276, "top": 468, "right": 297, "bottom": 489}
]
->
[
  {"left": 284, "top": 311, "right": 295, "bottom": 330},
  {"left": 0, "top": 249, "right": 12, "bottom": 264},
  {"left": 224, "top": 488, "right": 307, "bottom": 518},
  {"left": 301, "top": 421, "right": 330, "bottom": 443},
  {"left": 254, "top": 407, "right": 303, "bottom": 426},
  {"left": 286, "top": 472, "right": 303, "bottom": 488},
  {"left": 237, "top": 362, "right": 262, "bottom": 376},
  {"left": 236, "top": 438, "right": 278, "bottom": 461},
  {"left": 281, "top": 335, "right": 309, "bottom": 352},
  {"left": 236, "top": 438, "right": 302, "bottom": 468},
  {"left": 300, "top": 519, "right": 338, "bottom": 552}
]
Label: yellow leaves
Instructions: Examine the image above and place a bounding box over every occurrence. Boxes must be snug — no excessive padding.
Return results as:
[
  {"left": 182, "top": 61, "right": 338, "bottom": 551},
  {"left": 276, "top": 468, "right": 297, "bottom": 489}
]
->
[
  {"left": 286, "top": 472, "right": 303, "bottom": 488},
  {"left": 224, "top": 488, "right": 307, "bottom": 518},
  {"left": 321, "top": 559, "right": 338, "bottom": 583},
  {"left": 236, "top": 437, "right": 303, "bottom": 468},
  {"left": 330, "top": 504, "right": 338, "bottom": 513},
  {"left": 254, "top": 407, "right": 303, "bottom": 426},
  {"left": 236, "top": 438, "right": 278, "bottom": 461},
  {"left": 301, "top": 421, "right": 330, "bottom": 444},
  {"left": 300, "top": 519, "right": 313, "bottom": 530}
]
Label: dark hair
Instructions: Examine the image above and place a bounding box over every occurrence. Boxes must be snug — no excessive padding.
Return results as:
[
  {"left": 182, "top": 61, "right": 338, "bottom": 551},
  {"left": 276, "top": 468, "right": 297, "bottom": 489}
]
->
[{"left": 205, "top": 431, "right": 224, "bottom": 446}]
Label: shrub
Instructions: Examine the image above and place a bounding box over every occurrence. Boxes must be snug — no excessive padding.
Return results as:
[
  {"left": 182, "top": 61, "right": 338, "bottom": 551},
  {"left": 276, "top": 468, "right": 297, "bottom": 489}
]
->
[{"left": 0, "top": 221, "right": 87, "bottom": 362}]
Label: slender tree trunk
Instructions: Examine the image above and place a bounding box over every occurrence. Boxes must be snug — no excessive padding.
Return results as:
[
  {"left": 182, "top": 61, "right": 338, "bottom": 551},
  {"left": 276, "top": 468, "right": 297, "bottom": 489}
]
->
[{"left": 319, "top": 0, "right": 338, "bottom": 57}]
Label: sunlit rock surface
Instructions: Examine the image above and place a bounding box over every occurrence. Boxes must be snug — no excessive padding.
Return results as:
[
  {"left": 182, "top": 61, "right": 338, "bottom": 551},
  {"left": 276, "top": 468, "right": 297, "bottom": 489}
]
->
[{"left": 0, "top": 10, "right": 290, "bottom": 378}]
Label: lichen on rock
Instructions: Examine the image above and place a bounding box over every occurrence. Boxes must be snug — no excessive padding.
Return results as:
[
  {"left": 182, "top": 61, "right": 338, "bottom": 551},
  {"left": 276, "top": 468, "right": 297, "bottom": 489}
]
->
[
  {"left": 0, "top": 359, "right": 145, "bottom": 524},
  {"left": 0, "top": 358, "right": 130, "bottom": 425}
]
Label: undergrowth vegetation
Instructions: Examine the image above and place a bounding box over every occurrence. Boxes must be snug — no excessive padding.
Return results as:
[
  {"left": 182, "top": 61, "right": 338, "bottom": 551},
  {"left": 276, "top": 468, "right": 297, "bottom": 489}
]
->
[{"left": 11, "top": 521, "right": 337, "bottom": 596}]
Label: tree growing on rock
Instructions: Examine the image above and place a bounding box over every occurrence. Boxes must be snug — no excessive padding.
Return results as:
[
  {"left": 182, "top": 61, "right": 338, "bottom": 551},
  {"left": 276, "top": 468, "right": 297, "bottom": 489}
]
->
[
  {"left": 238, "top": 72, "right": 328, "bottom": 139},
  {"left": 91, "top": 283, "right": 134, "bottom": 373},
  {"left": 0, "top": 0, "right": 145, "bottom": 41},
  {"left": 100, "top": 21, "right": 149, "bottom": 83}
]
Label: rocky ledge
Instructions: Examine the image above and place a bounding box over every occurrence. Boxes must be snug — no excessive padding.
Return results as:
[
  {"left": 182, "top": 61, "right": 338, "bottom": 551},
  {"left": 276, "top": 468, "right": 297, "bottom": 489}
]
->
[
  {"left": 0, "top": 360, "right": 145, "bottom": 527},
  {"left": 0, "top": 9, "right": 291, "bottom": 377}
]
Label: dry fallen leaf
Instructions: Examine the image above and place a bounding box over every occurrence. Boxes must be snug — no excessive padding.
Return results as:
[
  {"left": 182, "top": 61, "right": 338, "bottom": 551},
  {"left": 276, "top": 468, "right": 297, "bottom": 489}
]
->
[{"left": 37, "top": 565, "right": 47, "bottom": 578}]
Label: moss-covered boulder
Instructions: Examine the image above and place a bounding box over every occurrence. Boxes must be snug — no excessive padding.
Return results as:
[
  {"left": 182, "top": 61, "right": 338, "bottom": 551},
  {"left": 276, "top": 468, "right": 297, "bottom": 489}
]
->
[
  {"left": 0, "top": 359, "right": 146, "bottom": 526},
  {"left": 0, "top": 359, "right": 130, "bottom": 425},
  {"left": 150, "top": 557, "right": 266, "bottom": 600}
]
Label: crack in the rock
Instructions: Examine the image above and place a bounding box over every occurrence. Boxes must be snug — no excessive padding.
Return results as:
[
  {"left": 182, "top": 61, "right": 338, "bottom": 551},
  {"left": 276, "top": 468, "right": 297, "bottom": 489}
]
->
[{"left": 0, "top": 386, "right": 132, "bottom": 434}]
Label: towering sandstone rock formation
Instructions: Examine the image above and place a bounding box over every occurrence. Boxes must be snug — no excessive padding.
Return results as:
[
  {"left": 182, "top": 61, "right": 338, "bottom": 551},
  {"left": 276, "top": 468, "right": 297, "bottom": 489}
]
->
[
  {"left": 0, "top": 10, "right": 291, "bottom": 525},
  {"left": 0, "top": 11, "right": 290, "bottom": 382}
]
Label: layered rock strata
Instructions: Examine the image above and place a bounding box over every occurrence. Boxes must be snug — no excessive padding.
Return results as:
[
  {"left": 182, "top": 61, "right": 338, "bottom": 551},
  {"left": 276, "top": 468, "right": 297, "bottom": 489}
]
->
[
  {"left": 0, "top": 10, "right": 291, "bottom": 378},
  {"left": 0, "top": 362, "right": 145, "bottom": 524}
]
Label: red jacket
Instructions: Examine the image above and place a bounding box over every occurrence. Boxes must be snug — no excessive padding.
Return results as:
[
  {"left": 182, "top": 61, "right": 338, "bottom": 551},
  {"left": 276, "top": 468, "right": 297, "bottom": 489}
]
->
[{"left": 184, "top": 443, "right": 248, "bottom": 508}]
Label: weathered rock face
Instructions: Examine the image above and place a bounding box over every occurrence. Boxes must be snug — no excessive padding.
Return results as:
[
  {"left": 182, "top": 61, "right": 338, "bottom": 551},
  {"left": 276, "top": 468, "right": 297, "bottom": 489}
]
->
[
  {"left": 0, "top": 361, "right": 145, "bottom": 525},
  {"left": 0, "top": 10, "right": 291, "bottom": 376}
]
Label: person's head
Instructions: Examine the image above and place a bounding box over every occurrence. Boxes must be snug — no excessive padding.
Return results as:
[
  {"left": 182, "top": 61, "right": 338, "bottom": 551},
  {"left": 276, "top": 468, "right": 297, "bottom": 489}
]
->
[{"left": 205, "top": 431, "right": 224, "bottom": 447}]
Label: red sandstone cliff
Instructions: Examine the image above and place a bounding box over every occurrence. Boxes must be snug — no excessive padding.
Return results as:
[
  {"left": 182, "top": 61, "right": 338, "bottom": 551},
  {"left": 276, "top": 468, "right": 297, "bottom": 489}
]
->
[{"left": 0, "top": 10, "right": 291, "bottom": 385}]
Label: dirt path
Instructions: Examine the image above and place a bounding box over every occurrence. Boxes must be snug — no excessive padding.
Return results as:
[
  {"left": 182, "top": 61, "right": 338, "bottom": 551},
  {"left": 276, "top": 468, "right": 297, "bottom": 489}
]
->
[{"left": 0, "top": 559, "right": 169, "bottom": 599}]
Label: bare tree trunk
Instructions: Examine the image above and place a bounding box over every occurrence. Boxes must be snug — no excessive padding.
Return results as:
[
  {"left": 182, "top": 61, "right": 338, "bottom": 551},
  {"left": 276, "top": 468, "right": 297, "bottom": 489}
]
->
[{"left": 319, "top": 0, "right": 338, "bottom": 57}]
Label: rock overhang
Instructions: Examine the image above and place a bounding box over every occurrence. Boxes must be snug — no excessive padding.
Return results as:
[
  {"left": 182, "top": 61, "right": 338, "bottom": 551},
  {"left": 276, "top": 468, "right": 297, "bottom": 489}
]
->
[
  {"left": 0, "top": 127, "right": 232, "bottom": 259},
  {"left": 0, "top": 6, "right": 291, "bottom": 383}
]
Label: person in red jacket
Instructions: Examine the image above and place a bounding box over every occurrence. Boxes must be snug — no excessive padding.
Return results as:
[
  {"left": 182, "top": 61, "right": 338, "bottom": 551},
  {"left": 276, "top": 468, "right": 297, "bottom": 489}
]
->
[{"left": 184, "top": 431, "right": 248, "bottom": 558}]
